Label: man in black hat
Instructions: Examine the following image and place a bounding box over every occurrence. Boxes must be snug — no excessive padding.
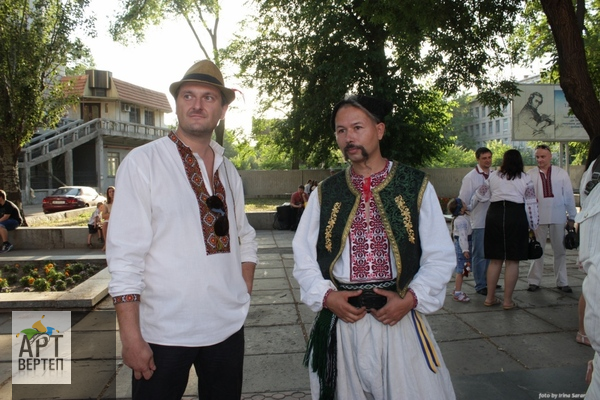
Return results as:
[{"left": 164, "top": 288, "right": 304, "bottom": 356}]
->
[
  {"left": 108, "top": 60, "right": 258, "bottom": 400},
  {"left": 293, "top": 95, "right": 456, "bottom": 399}
]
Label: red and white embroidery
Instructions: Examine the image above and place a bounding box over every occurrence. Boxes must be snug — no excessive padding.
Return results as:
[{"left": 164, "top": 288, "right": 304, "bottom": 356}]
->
[{"left": 349, "top": 162, "right": 393, "bottom": 282}]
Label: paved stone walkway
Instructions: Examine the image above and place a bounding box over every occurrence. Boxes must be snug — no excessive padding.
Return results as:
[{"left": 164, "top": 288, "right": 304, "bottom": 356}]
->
[{"left": 0, "top": 229, "right": 593, "bottom": 399}]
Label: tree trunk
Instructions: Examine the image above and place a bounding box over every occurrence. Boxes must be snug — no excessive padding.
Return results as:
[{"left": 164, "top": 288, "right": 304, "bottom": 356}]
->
[{"left": 541, "top": 0, "right": 600, "bottom": 141}]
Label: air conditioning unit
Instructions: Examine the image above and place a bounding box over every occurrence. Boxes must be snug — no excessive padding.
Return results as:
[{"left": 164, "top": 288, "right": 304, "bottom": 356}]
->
[{"left": 121, "top": 104, "right": 131, "bottom": 112}]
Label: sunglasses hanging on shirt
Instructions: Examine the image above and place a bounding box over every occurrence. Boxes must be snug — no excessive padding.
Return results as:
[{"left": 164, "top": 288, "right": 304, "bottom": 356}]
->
[{"left": 206, "top": 195, "right": 229, "bottom": 237}]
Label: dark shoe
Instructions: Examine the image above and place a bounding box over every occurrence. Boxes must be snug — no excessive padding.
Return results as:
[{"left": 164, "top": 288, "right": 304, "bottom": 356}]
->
[
  {"left": 476, "top": 288, "right": 488, "bottom": 296},
  {"left": 0, "top": 242, "right": 13, "bottom": 253},
  {"left": 557, "top": 286, "right": 573, "bottom": 293},
  {"left": 496, "top": 285, "right": 502, "bottom": 289},
  {"left": 527, "top": 284, "right": 540, "bottom": 292}
]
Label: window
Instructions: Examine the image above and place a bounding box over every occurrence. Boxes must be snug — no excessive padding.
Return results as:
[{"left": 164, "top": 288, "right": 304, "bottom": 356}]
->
[
  {"left": 475, "top": 124, "right": 480, "bottom": 136},
  {"left": 144, "top": 110, "right": 155, "bottom": 126},
  {"left": 495, "top": 120, "right": 500, "bottom": 134},
  {"left": 91, "top": 88, "right": 107, "bottom": 97},
  {"left": 482, "top": 123, "right": 487, "bottom": 135},
  {"left": 503, "top": 118, "right": 509, "bottom": 132},
  {"left": 129, "top": 106, "right": 141, "bottom": 124},
  {"left": 107, "top": 152, "right": 120, "bottom": 177},
  {"left": 475, "top": 107, "right": 480, "bottom": 118},
  {"left": 488, "top": 121, "right": 493, "bottom": 134}
]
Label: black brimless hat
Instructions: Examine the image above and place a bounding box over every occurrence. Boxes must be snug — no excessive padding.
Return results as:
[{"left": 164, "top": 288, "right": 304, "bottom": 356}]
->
[{"left": 330, "top": 95, "right": 393, "bottom": 130}]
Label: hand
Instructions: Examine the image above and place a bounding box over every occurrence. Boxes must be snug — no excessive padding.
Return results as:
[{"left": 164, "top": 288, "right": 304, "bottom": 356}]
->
[
  {"left": 567, "top": 220, "right": 575, "bottom": 230},
  {"left": 370, "top": 289, "right": 413, "bottom": 326},
  {"left": 121, "top": 336, "right": 156, "bottom": 380},
  {"left": 325, "top": 290, "right": 367, "bottom": 323},
  {"left": 463, "top": 251, "right": 470, "bottom": 259},
  {"left": 587, "top": 359, "right": 594, "bottom": 385}
]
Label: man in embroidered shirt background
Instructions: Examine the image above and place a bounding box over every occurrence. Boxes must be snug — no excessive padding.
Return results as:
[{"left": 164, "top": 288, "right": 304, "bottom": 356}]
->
[
  {"left": 458, "top": 147, "right": 495, "bottom": 296},
  {"left": 293, "top": 94, "right": 456, "bottom": 399},
  {"left": 107, "top": 60, "right": 258, "bottom": 400},
  {"left": 527, "top": 144, "right": 577, "bottom": 293}
]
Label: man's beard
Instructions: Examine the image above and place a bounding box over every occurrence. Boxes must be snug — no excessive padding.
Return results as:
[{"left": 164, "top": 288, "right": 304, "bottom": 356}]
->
[{"left": 343, "top": 144, "right": 369, "bottom": 162}]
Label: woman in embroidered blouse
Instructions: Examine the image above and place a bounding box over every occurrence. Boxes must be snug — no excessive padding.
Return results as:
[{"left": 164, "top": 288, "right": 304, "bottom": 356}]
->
[{"left": 474, "top": 149, "right": 538, "bottom": 310}]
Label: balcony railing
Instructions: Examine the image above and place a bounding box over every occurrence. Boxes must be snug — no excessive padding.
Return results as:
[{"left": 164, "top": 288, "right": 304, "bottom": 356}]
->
[{"left": 19, "top": 118, "right": 171, "bottom": 167}]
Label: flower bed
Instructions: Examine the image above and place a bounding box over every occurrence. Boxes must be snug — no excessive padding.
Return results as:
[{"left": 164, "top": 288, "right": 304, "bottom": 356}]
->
[{"left": 0, "top": 261, "right": 105, "bottom": 293}]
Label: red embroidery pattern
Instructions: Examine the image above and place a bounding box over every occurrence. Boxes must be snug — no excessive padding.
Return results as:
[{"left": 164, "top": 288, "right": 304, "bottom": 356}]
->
[
  {"left": 112, "top": 293, "right": 140, "bottom": 304},
  {"left": 540, "top": 166, "right": 554, "bottom": 198},
  {"left": 169, "top": 132, "right": 230, "bottom": 255},
  {"left": 349, "top": 162, "right": 393, "bottom": 282}
]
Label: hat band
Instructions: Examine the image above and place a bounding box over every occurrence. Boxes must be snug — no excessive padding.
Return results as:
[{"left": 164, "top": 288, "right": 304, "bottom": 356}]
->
[{"left": 182, "top": 73, "right": 224, "bottom": 86}]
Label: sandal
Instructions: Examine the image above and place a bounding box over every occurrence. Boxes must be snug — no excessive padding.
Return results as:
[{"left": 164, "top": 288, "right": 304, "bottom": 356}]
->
[
  {"left": 453, "top": 291, "right": 471, "bottom": 303},
  {"left": 577, "top": 331, "right": 592, "bottom": 346},
  {"left": 503, "top": 302, "right": 517, "bottom": 310},
  {"left": 484, "top": 298, "right": 501, "bottom": 307},
  {"left": 87, "top": 243, "right": 93, "bottom": 248}
]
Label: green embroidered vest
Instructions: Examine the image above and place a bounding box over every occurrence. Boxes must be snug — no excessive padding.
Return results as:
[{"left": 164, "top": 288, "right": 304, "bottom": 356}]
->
[{"left": 316, "top": 162, "right": 428, "bottom": 296}]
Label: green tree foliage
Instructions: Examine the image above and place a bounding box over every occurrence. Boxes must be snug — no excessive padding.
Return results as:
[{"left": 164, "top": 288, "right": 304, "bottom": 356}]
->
[
  {"left": 110, "top": 0, "right": 220, "bottom": 62},
  {"left": 427, "top": 145, "right": 476, "bottom": 168},
  {"left": 227, "top": 0, "right": 527, "bottom": 167},
  {"left": 0, "top": 0, "right": 94, "bottom": 207},
  {"left": 110, "top": 0, "right": 229, "bottom": 144},
  {"left": 445, "top": 94, "right": 477, "bottom": 150}
]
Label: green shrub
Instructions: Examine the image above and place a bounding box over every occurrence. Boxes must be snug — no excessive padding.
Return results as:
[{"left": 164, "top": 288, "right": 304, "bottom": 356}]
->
[
  {"left": 22, "top": 264, "right": 36, "bottom": 275},
  {"left": 33, "top": 278, "right": 50, "bottom": 292},
  {"left": 3, "top": 264, "right": 19, "bottom": 273},
  {"left": 20, "top": 276, "right": 34, "bottom": 287},
  {"left": 6, "top": 273, "right": 18, "bottom": 285},
  {"left": 55, "top": 280, "right": 67, "bottom": 291}
]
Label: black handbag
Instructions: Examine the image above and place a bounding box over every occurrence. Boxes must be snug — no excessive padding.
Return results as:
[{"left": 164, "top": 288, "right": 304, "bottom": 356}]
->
[
  {"left": 528, "top": 235, "right": 544, "bottom": 259},
  {"left": 564, "top": 228, "right": 579, "bottom": 250}
]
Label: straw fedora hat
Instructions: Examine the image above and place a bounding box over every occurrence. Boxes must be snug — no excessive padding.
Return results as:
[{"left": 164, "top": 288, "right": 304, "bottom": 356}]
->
[{"left": 169, "top": 60, "right": 236, "bottom": 105}]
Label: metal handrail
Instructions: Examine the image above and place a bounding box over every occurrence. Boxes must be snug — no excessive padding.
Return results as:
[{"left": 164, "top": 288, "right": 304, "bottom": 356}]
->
[{"left": 20, "top": 118, "right": 171, "bottom": 165}]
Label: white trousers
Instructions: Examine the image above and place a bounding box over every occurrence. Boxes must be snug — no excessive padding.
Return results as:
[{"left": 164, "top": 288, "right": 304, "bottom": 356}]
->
[
  {"left": 309, "top": 311, "right": 455, "bottom": 400},
  {"left": 527, "top": 223, "right": 568, "bottom": 287}
]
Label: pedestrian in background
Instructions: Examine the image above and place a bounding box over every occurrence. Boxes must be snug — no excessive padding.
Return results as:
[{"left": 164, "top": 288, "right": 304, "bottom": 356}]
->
[
  {"left": 448, "top": 198, "right": 472, "bottom": 303},
  {"left": 0, "top": 189, "right": 22, "bottom": 253},
  {"left": 458, "top": 147, "right": 495, "bottom": 296},
  {"left": 577, "top": 137, "right": 600, "bottom": 394},
  {"left": 526, "top": 144, "right": 577, "bottom": 293},
  {"left": 474, "top": 149, "right": 539, "bottom": 310}
]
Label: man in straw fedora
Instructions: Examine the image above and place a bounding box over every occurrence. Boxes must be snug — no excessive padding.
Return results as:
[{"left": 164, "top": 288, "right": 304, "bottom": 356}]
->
[{"left": 108, "top": 60, "right": 258, "bottom": 400}]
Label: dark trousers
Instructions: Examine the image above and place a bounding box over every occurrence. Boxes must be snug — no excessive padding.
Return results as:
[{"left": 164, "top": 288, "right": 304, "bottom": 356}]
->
[
  {"left": 131, "top": 327, "right": 244, "bottom": 400},
  {"left": 290, "top": 207, "right": 303, "bottom": 230}
]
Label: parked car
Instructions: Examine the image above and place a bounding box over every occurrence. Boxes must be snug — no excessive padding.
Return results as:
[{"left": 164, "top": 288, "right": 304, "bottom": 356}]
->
[{"left": 42, "top": 186, "right": 106, "bottom": 214}]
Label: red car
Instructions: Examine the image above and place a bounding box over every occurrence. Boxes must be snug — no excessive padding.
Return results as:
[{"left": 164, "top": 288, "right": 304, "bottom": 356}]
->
[{"left": 42, "top": 186, "right": 107, "bottom": 214}]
